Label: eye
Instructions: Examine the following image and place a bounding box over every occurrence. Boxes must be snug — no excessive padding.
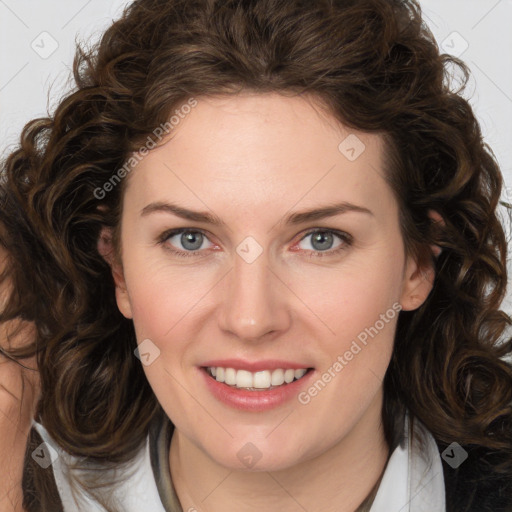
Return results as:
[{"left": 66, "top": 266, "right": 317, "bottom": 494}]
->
[
  {"left": 295, "top": 229, "right": 352, "bottom": 258},
  {"left": 158, "top": 229, "right": 215, "bottom": 257}
]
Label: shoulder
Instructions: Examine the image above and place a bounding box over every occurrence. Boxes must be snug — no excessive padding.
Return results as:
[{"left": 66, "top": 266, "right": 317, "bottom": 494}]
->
[
  {"left": 437, "top": 440, "right": 512, "bottom": 512},
  {"left": 27, "top": 420, "right": 167, "bottom": 512}
]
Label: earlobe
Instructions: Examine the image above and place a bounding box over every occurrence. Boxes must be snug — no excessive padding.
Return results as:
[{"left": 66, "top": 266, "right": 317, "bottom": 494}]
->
[
  {"left": 97, "top": 226, "right": 133, "bottom": 319},
  {"left": 114, "top": 286, "right": 134, "bottom": 320}
]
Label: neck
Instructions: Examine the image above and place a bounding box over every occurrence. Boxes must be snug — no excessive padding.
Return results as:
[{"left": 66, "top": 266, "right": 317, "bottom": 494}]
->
[{"left": 169, "top": 390, "right": 389, "bottom": 512}]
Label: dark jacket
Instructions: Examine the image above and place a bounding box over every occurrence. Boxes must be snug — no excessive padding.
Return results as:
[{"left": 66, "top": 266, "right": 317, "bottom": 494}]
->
[{"left": 437, "top": 440, "right": 512, "bottom": 512}]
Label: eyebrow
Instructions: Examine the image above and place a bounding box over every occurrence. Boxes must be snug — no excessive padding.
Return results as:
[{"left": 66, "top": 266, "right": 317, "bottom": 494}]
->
[{"left": 140, "top": 200, "right": 374, "bottom": 226}]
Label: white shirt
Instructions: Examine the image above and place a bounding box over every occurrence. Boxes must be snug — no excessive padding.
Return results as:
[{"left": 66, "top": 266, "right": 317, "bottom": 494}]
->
[{"left": 32, "top": 412, "right": 445, "bottom": 512}]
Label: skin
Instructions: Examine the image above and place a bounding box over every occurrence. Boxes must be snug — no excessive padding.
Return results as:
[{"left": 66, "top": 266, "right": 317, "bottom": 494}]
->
[{"left": 100, "top": 92, "right": 435, "bottom": 512}]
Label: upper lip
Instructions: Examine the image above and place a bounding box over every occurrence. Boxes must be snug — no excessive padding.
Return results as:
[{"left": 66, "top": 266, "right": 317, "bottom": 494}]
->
[{"left": 200, "top": 359, "right": 313, "bottom": 372}]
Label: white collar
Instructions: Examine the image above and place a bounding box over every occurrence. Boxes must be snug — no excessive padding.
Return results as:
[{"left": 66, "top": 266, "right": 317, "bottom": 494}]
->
[
  {"left": 33, "top": 412, "right": 445, "bottom": 512},
  {"left": 370, "top": 414, "right": 446, "bottom": 512}
]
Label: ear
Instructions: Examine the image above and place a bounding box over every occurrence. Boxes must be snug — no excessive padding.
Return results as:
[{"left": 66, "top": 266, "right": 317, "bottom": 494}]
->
[
  {"left": 399, "top": 209, "right": 443, "bottom": 311},
  {"left": 97, "top": 226, "right": 133, "bottom": 319}
]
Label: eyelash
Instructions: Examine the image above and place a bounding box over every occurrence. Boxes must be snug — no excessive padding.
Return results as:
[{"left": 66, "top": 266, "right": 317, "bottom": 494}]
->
[{"left": 157, "top": 228, "right": 353, "bottom": 259}]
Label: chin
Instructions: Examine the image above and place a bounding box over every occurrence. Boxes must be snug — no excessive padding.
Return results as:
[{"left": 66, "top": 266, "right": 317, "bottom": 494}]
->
[
  {"left": 201, "top": 433, "right": 312, "bottom": 472},
  {"left": 213, "top": 451, "right": 301, "bottom": 472}
]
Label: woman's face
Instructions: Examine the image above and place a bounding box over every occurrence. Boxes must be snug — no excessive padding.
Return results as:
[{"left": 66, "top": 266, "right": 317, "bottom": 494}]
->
[{"left": 110, "top": 92, "right": 433, "bottom": 471}]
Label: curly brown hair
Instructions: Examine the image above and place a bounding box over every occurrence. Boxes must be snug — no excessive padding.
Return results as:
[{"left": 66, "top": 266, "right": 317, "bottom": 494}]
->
[{"left": 1, "top": 0, "right": 512, "bottom": 510}]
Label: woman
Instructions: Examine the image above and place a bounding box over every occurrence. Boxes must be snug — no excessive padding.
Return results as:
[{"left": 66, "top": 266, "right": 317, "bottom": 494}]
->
[{"left": 1, "top": 0, "right": 511, "bottom": 510}]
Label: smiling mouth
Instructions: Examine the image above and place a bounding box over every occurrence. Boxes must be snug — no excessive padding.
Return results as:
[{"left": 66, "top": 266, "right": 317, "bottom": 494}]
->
[{"left": 202, "top": 366, "right": 314, "bottom": 391}]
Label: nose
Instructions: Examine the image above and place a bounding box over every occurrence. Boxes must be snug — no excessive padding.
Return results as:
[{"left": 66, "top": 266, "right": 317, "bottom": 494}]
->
[{"left": 217, "top": 248, "right": 292, "bottom": 342}]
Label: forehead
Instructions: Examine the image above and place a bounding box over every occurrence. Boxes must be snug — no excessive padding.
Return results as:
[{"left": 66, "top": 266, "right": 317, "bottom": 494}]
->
[{"left": 123, "top": 92, "right": 394, "bottom": 221}]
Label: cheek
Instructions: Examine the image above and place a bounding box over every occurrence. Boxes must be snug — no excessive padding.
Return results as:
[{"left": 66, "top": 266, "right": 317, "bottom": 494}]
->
[
  {"left": 287, "top": 254, "right": 403, "bottom": 396},
  {"left": 124, "top": 264, "right": 201, "bottom": 414},
  {"left": 123, "top": 246, "right": 212, "bottom": 340},
  {"left": 292, "top": 254, "right": 404, "bottom": 338},
  {"left": 296, "top": 269, "right": 400, "bottom": 423}
]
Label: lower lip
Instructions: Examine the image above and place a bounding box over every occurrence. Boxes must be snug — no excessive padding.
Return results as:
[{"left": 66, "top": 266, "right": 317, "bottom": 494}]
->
[{"left": 199, "top": 367, "right": 315, "bottom": 411}]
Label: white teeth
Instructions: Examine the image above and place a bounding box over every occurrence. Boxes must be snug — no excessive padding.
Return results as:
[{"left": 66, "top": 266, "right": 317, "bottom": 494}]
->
[
  {"left": 294, "top": 368, "right": 307, "bottom": 379},
  {"left": 253, "top": 370, "right": 270, "bottom": 388},
  {"left": 284, "top": 369, "right": 295, "bottom": 383},
  {"left": 208, "top": 366, "right": 309, "bottom": 390},
  {"left": 224, "top": 367, "right": 237, "bottom": 385},
  {"left": 271, "top": 369, "right": 285, "bottom": 386},
  {"left": 215, "top": 367, "right": 225, "bottom": 382},
  {"left": 236, "top": 370, "right": 253, "bottom": 388}
]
